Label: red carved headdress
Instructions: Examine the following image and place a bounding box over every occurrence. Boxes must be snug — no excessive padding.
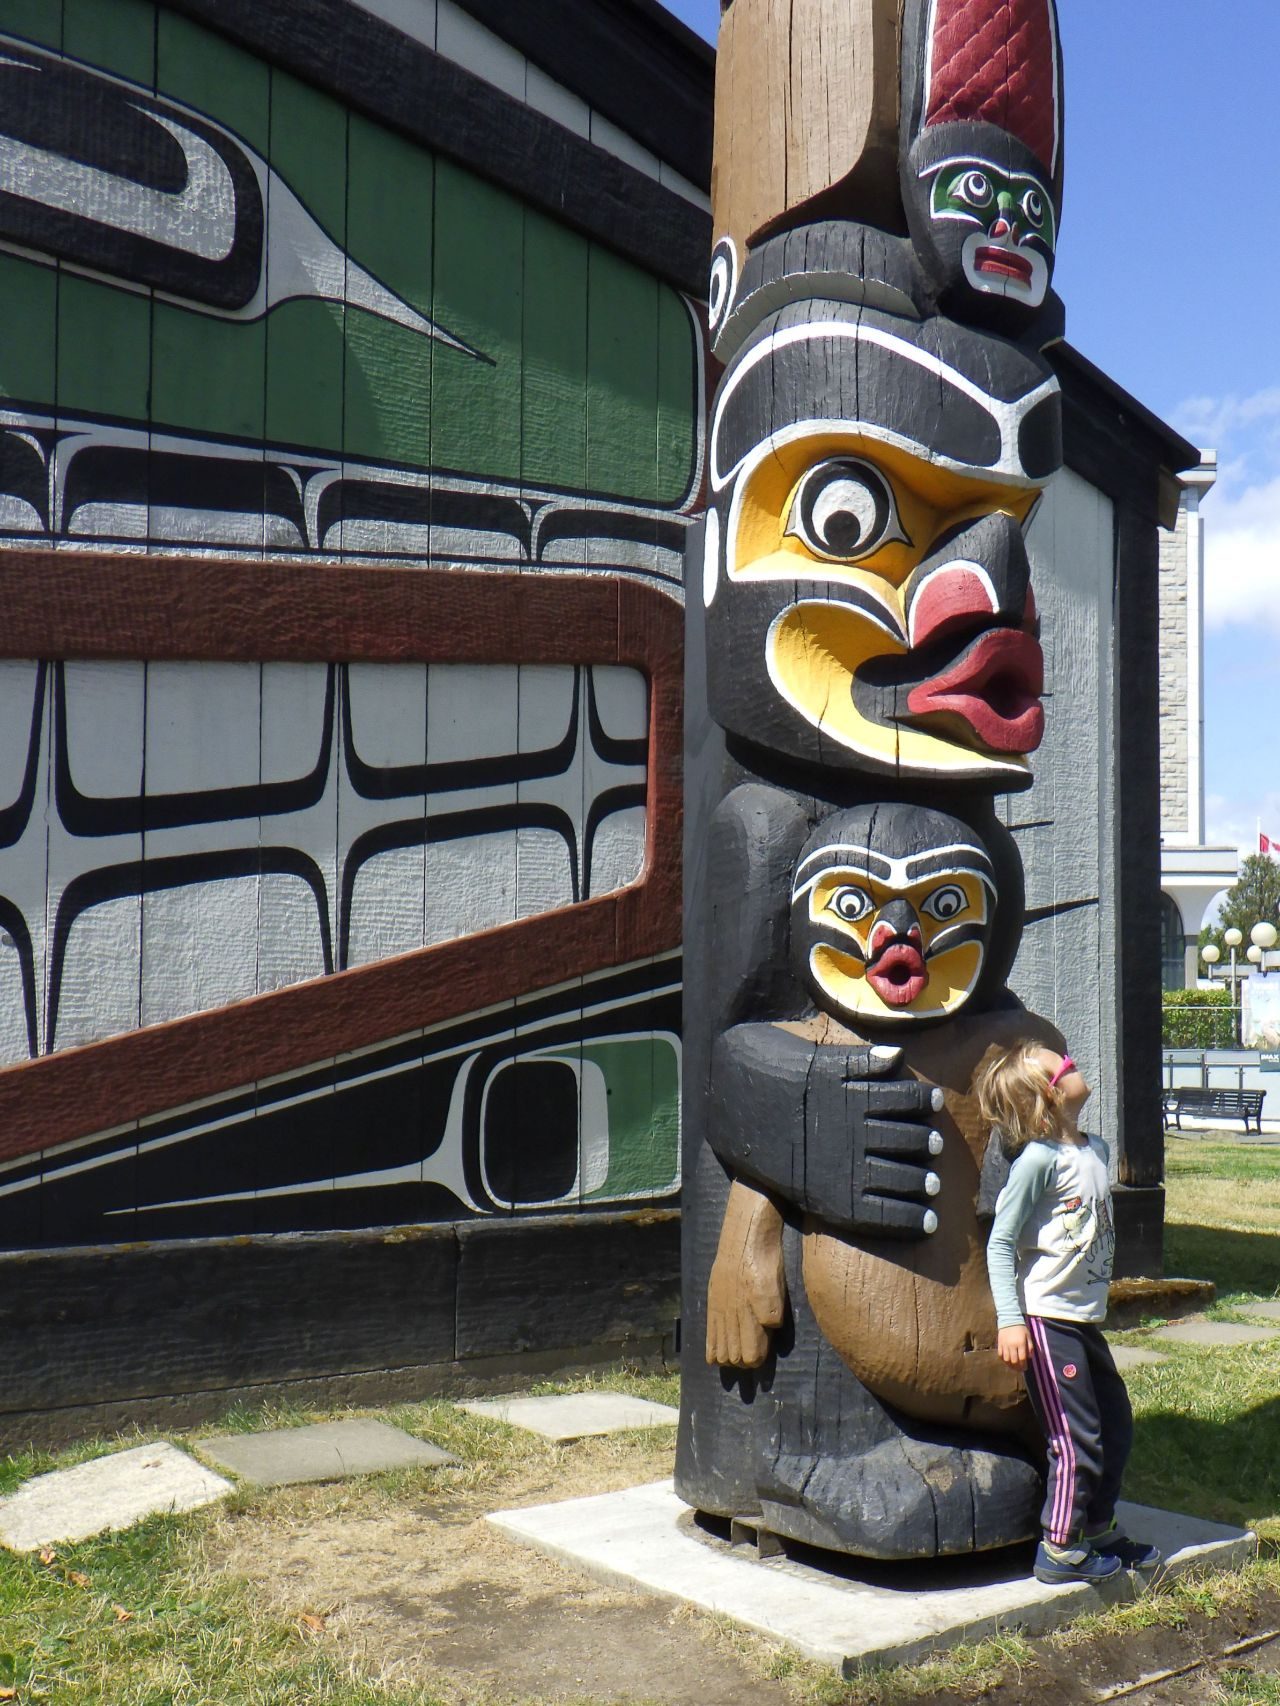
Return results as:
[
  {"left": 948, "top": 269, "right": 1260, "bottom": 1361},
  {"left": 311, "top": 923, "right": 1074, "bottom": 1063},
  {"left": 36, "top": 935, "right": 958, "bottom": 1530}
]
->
[{"left": 924, "top": 0, "right": 1061, "bottom": 175}]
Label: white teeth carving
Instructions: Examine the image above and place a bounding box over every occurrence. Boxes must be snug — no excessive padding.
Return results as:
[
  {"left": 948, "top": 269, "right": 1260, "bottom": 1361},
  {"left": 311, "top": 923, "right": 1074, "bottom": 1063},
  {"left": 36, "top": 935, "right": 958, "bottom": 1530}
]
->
[
  {"left": 928, "top": 1130, "right": 944, "bottom": 1156},
  {"left": 925, "top": 1171, "right": 942, "bottom": 1197},
  {"left": 923, "top": 1209, "right": 939, "bottom": 1234},
  {"left": 931, "top": 1087, "right": 946, "bottom": 1112}
]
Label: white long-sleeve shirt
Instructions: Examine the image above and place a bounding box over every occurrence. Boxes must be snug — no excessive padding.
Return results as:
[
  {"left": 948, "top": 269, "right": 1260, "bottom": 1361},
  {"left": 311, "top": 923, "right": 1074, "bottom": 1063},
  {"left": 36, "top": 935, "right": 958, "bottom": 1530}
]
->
[{"left": 986, "top": 1134, "right": 1115, "bottom": 1327}]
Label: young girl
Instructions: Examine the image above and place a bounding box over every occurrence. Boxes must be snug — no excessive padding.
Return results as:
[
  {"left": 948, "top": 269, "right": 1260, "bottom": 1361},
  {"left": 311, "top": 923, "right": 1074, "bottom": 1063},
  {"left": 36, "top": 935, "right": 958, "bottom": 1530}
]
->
[{"left": 978, "top": 1041, "right": 1160, "bottom": 1584}]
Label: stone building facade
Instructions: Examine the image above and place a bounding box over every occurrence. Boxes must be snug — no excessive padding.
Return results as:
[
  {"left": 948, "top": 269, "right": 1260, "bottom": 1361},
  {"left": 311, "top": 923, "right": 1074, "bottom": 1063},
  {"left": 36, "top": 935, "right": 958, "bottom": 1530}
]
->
[{"left": 1158, "top": 454, "right": 1238, "bottom": 989}]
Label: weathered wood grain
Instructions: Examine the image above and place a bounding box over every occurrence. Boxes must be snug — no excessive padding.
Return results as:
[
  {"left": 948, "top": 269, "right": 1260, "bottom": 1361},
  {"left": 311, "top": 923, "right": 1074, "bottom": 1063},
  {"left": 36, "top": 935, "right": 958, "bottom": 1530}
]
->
[
  {"left": 712, "top": 0, "right": 901, "bottom": 256},
  {"left": 0, "top": 1224, "right": 459, "bottom": 1410},
  {"left": 455, "top": 1207, "right": 680, "bottom": 1357},
  {"left": 0, "top": 555, "right": 630, "bottom": 663}
]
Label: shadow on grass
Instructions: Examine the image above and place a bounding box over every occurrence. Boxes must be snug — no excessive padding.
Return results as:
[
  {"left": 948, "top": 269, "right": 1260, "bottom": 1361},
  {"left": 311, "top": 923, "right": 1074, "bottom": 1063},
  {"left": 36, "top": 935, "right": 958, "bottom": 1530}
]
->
[
  {"left": 1127, "top": 1395, "right": 1280, "bottom": 1533},
  {"left": 1164, "top": 1222, "right": 1280, "bottom": 1299}
]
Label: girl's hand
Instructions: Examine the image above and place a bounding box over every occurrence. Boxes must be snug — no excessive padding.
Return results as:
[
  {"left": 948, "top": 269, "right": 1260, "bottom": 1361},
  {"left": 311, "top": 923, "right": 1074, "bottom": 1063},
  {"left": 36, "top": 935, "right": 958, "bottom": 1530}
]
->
[{"left": 998, "top": 1325, "right": 1032, "bottom": 1368}]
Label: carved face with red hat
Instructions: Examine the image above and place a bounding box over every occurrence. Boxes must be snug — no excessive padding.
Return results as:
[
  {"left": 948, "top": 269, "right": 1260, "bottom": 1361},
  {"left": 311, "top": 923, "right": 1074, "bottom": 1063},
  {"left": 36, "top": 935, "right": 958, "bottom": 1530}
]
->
[{"left": 901, "top": 0, "right": 1064, "bottom": 333}]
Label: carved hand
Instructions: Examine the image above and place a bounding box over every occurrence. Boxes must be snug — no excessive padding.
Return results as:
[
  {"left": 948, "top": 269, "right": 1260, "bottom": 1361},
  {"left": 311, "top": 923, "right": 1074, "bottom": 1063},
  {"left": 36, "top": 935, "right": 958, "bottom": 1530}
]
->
[
  {"left": 710, "top": 1027, "right": 945, "bottom": 1241},
  {"left": 705, "top": 1179, "right": 786, "bottom": 1368}
]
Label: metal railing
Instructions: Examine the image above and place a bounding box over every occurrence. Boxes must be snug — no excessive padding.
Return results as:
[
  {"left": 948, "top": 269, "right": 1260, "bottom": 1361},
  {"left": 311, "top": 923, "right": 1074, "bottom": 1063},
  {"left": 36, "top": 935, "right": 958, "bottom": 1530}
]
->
[{"left": 1162, "top": 1050, "right": 1261, "bottom": 1095}]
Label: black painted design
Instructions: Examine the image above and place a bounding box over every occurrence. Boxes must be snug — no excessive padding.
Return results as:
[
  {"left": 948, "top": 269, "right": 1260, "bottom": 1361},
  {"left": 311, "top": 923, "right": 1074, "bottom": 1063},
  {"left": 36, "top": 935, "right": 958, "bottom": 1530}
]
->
[
  {"left": 0, "top": 411, "right": 693, "bottom": 586},
  {"left": 0, "top": 41, "right": 263, "bottom": 310},
  {"left": 1, "top": 661, "right": 647, "bottom": 1059},
  {"left": 0, "top": 956, "right": 682, "bottom": 1247},
  {"left": 0, "top": 36, "right": 485, "bottom": 359}
]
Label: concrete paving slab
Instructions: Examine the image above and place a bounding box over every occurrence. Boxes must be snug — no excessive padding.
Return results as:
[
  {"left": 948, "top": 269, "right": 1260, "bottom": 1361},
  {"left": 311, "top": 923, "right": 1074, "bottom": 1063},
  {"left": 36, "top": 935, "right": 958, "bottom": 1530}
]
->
[
  {"left": 1109, "top": 1346, "right": 1169, "bottom": 1370},
  {"left": 0, "top": 1443, "right": 231, "bottom": 1552},
  {"left": 459, "top": 1393, "right": 680, "bottom": 1441},
  {"left": 489, "top": 1480, "right": 1255, "bottom": 1674},
  {"left": 194, "top": 1420, "right": 456, "bottom": 1487},
  {"left": 1237, "top": 1301, "right": 1280, "bottom": 1322},
  {"left": 1154, "top": 1321, "right": 1280, "bottom": 1348}
]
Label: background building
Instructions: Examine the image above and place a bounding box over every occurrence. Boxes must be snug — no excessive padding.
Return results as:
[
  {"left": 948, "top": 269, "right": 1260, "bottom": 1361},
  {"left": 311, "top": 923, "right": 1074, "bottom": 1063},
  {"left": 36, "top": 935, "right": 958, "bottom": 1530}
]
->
[{"left": 1158, "top": 454, "right": 1239, "bottom": 989}]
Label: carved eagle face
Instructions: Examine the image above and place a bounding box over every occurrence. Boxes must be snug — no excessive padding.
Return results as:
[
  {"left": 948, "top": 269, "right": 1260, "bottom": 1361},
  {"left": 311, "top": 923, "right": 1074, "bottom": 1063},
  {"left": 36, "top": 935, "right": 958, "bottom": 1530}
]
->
[
  {"left": 705, "top": 302, "right": 1058, "bottom": 788},
  {"left": 790, "top": 804, "right": 999, "bottom": 1027}
]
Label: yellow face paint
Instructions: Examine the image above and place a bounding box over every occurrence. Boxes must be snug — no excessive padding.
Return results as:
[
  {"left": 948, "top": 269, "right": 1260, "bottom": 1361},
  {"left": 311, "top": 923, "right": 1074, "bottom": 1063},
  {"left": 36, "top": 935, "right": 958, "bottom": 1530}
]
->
[
  {"left": 802, "top": 869, "right": 990, "bottom": 1023},
  {"left": 730, "top": 431, "right": 1042, "bottom": 780},
  {"left": 810, "top": 939, "right": 985, "bottom": 1024},
  {"left": 766, "top": 600, "right": 1034, "bottom": 781},
  {"left": 731, "top": 431, "right": 1040, "bottom": 606}
]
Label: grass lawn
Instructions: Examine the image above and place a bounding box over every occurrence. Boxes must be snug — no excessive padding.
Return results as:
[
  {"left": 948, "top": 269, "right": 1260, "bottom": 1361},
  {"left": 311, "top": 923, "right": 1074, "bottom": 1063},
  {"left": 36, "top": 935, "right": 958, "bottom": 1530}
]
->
[{"left": 1, "top": 1138, "right": 1279, "bottom": 1704}]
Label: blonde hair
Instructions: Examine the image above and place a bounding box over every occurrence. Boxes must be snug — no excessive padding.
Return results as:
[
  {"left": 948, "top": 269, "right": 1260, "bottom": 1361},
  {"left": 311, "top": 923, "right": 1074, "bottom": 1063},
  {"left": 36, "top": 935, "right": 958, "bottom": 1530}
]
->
[{"left": 975, "top": 1040, "right": 1069, "bottom": 1159}]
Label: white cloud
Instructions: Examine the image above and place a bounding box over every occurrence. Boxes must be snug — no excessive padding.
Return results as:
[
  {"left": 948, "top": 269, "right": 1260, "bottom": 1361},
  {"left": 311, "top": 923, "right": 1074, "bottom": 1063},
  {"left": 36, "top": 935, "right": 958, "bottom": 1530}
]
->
[
  {"left": 1201, "top": 475, "right": 1280, "bottom": 632},
  {"left": 1173, "top": 388, "right": 1280, "bottom": 634},
  {"left": 1205, "top": 790, "right": 1280, "bottom": 861}
]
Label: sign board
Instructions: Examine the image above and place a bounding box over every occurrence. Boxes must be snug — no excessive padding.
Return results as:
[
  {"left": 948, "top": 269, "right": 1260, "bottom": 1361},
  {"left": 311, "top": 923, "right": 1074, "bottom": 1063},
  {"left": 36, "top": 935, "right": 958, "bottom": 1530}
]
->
[{"left": 1242, "top": 976, "right": 1280, "bottom": 1051}]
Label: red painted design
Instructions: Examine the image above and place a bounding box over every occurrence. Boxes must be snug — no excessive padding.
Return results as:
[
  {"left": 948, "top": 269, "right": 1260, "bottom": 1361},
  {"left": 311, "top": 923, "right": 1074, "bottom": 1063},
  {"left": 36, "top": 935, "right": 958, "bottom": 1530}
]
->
[
  {"left": 0, "top": 556, "right": 683, "bottom": 1163},
  {"left": 906, "top": 627, "right": 1045, "bottom": 754},
  {"left": 925, "top": 0, "right": 1059, "bottom": 172},
  {"left": 908, "top": 564, "right": 998, "bottom": 649},
  {"left": 1062, "top": 1362, "right": 1078, "bottom": 1379}
]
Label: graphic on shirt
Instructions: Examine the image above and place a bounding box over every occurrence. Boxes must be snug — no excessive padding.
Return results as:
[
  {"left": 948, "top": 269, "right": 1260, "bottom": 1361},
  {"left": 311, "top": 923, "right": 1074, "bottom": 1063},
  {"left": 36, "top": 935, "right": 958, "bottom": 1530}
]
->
[
  {"left": 1056, "top": 1183, "right": 1114, "bottom": 1288},
  {"left": 1058, "top": 1194, "right": 1092, "bottom": 1251},
  {"left": 1085, "top": 1193, "right": 1115, "bottom": 1288}
]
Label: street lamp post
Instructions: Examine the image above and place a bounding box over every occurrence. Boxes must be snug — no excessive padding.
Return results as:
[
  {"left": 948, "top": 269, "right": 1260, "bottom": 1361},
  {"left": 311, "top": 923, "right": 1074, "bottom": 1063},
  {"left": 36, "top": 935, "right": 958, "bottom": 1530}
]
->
[
  {"left": 1200, "top": 921, "right": 1280, "bottom": 1047},
  {"left": 1225, "top": 927, "right": 1243, "bottom": 1027}
]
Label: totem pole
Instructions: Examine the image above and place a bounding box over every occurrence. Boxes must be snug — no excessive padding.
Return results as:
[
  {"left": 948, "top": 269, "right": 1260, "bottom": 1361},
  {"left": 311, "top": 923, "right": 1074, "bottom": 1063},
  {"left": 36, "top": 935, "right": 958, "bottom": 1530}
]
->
[{"left": 676, "top": 0, "right": 1070, "bottom": 1559}]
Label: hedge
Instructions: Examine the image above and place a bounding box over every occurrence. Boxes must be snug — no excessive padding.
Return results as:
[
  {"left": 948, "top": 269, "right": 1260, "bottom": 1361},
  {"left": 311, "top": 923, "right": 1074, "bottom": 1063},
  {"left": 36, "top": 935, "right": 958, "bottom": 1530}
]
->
[{"left": 1162, "top": 987, "right": 1236, "bottom": 1049}]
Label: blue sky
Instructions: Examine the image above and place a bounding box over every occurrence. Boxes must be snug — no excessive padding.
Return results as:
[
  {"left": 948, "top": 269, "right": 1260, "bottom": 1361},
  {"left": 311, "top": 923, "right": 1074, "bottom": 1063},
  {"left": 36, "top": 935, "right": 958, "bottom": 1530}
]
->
[{"left": 663, "top": 0, "right": 1280, "bottom": 854}]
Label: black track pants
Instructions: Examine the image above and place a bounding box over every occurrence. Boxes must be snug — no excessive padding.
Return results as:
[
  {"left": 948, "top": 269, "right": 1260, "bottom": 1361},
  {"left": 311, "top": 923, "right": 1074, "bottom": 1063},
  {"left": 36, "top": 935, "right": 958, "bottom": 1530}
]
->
[{"left": 1023, "top": 1316, "right": 1134, "bottom": 1546}]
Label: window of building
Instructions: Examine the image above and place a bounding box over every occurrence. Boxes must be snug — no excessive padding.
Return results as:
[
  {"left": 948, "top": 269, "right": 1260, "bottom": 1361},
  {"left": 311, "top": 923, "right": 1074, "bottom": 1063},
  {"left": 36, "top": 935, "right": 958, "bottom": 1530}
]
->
[{"left": 1161, "top": 893, "right": 1186, "bottom": 992}]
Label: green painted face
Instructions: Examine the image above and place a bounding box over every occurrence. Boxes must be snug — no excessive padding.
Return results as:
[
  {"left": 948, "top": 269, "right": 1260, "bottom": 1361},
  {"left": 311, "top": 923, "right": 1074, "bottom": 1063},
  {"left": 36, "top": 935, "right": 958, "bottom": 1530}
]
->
[
  {"left": 932, "top": 162, "right": 1056, "bottom": 249},
  {"left": 924, "top": 157, "right": 1056, "bottom": 308}
]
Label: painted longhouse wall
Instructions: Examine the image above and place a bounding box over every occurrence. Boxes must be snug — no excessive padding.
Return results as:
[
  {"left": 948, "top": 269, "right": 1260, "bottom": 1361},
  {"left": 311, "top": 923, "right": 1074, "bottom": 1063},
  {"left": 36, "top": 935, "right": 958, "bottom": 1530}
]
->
[{"left": 0, "top": 0, "right": 713, "bottom": 1442}]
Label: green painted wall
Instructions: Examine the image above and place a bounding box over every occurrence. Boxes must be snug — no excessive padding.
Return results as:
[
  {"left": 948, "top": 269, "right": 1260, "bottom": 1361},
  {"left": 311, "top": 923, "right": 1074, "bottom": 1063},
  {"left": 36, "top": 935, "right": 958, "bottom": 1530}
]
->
[{"left": 0, "top": 1, "right": 699, "bottom": 506}]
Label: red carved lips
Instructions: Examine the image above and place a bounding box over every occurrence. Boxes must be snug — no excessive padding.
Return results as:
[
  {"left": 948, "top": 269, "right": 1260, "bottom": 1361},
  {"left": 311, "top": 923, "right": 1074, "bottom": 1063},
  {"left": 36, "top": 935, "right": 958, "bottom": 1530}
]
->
[
  {"left": 906, "top": 628, "right": 1045, "bottom": 754},
  {"left": 975, "top": 246, "right": 1034, "bottom": 286},
  {"left": 866, "top": 941, "right": 928, "bottom": 1007}
]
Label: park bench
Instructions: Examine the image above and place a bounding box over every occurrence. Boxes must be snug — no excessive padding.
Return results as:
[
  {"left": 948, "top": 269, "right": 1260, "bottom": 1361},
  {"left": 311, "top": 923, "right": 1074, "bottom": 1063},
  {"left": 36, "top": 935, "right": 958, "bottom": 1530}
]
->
[{"left": 1162, "top": 1087, "right": 1265, "bottom": 1134}]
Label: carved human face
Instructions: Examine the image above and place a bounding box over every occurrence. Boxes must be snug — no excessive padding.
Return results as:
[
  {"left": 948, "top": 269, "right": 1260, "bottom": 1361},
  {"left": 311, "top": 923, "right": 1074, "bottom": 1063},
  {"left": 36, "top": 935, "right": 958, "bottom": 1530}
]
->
[
  {"left": 705, "top": 303, "right": 1057, "bottom": 786},
  {"left": 899, "top": 0, "right": 1064, "bottom": 334},
  {"left": 924, "top": 157, "right": 1055, "bottom": 309},
  {"left": 790, "top": 807, "right": 999, "bottom": 1026}
]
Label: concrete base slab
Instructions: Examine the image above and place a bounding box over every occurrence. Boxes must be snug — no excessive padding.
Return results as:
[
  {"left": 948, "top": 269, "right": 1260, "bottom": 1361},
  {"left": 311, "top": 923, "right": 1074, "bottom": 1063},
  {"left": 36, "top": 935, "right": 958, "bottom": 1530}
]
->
[
  {"left": 1154, "top": 1321, "right": 1279, "bottom": 1348},
  {"left": 459, "top": 1392, "right": 679, "bottom": 1441},
  {"left": 0, "top": 1443, "right": 231, "bottom": 1551},
  {"left": 1238, "top": 1301, "right": 1280, "bottom": 1323},
  {"left": 489, "top": 1480, "right": 1255, "bottom": 1674},
  {"left": 1109, "top": 1346, "right": 1169, "bottom": 1370},
  {"left": 194, "top": 1419, "right": 456, "bottom": 1487}
]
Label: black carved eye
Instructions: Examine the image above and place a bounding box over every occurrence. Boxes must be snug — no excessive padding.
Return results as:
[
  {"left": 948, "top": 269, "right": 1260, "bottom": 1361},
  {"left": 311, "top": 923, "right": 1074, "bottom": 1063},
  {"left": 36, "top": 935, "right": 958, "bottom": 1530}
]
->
[
  {"left": 958, "top": 170, "right": 993, "bottom": 207},
  {"left": 786, "top": 459, "right": 905, "bottom": 562},
  {"left": 1022, "top": 187, "right": 1046, "bottom": 226},
  {"left": 921, "top": 884, "right": 967, "bottom": 922},
  {"left": 826, "top": 885, "right": 873, "bottom": 924}
]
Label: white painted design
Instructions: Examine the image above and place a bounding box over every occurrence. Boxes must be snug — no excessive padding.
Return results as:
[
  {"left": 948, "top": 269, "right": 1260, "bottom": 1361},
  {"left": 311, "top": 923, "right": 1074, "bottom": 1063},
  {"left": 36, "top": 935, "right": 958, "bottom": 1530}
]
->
[
  {"left": 711, "top": 319, "right": 1058, "bottom": 493},
  {"left": 702, "top": 503, "right": 720, "bottom": 608},
  {"left": 0, "top": 109, "right": 235, "bottom": 259}
]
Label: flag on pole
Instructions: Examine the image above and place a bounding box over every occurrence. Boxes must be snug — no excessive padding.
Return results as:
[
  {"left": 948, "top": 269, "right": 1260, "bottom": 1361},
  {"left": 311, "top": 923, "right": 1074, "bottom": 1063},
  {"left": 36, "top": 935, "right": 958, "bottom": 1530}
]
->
[{"left": 1263, "top": 831, "right": 1274, "bottom": 855}]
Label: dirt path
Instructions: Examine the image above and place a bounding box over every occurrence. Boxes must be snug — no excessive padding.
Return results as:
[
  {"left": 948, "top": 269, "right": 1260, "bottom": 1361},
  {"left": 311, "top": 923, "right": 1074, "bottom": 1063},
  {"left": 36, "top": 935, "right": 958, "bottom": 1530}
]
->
[
  {"left": 205, "top": 1427, "right": 1280, "bottom": 1706},
  {"left": 210, "top": 1439, "right": 794, "bottom": 1705}
]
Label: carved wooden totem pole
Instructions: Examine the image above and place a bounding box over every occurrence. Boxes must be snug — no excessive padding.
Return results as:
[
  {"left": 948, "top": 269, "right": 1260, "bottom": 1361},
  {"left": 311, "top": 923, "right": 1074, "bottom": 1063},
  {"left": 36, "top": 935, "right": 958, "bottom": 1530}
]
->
[{"left": 677, "top": 0, "right": 1071, "bottom": 1558}]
